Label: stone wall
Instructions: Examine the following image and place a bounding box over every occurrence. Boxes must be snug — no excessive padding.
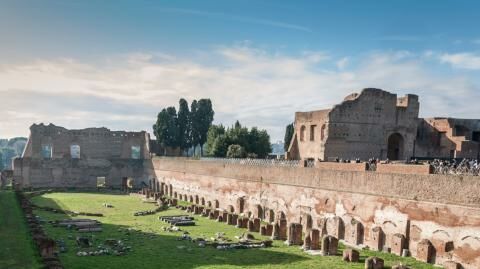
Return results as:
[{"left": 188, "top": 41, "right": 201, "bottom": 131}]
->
[
  {"left": 14, "top": 123, "right": 151, "bottom": 188},
  {"left": 288, "top": 88, "right": 420, "bottom": 161},
  {"left": 148, "top": 158, "right": 480, "bottom": 268},
  {"left": 416, "top": 118, "right": 480, "bottom": 159}
]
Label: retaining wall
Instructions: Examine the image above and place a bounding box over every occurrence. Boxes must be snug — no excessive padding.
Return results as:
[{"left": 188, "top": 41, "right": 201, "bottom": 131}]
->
[{"left": 148, "top": 158, "right": 480, "bottom": 268}]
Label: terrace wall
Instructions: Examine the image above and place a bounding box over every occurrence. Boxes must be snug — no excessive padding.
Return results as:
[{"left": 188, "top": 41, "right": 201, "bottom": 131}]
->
[{"left": 148, "top": 157, "right": 480, "bottom": 268}]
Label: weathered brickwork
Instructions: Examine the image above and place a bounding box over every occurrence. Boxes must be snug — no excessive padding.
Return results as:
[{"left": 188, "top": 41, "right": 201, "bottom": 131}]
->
[
  {"left": 13, "top": 124, "right": 150, "bottom": 188},
  {"left": 287, "top": 88, "right": 480, "bottom": 161},
  {"left": 147, "top": 158, "right": 480, "bottom": 268}
]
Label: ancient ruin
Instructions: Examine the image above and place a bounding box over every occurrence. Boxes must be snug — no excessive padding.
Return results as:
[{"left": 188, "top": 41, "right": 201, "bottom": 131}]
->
[
  {"left": 13, "top": 123, "right": 150, "bottom": 188},
  {"left": 9, "top": 89, "right": 480, "bottom": 268},
  {"left": 287, "top": 88, "right": 480, "bottom": 161}
]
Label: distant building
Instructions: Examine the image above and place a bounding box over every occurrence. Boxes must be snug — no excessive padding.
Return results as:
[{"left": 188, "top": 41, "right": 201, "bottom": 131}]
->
[
  {"left": 268, "top": 141, "right": 285, "bottom": 159},
  {"left": 287, "top": 88, "right": 480, "bottom": 161},
  {"left": 13, "top": 123, "right": 150, "bottom": 188}
]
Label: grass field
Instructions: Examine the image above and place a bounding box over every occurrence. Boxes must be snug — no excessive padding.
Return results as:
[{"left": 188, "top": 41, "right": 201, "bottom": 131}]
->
[
  {"left": 0, "top": 190, "right": 42, "bottom": 269},
  {"left": 7, "top": 191, "right": 437, "bottom": 269}
]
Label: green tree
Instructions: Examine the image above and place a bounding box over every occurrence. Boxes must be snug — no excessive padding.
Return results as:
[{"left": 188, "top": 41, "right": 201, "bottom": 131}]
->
[
  {"left": 227, "top": 123, "right": 249, "bottom": 152},
  {"left": 226, "top": 144, "right": 245, "bottom": 158},
  {"left": 189, "top": 100, "right": 200, "bottom": 155},
  {"left": 153, "top": 107, "right": 178, "bottom": 155},
  {"left": 254, "top": 129, "right": 272, "bottom": 158},
  {"left": 177, "top": 98, "right": 191, "bottom": 155},
  {"left": 284, "top": 123, "right": 294, "bottom": 151},
  {"left": 195, "top": 99, "right": 215, "bottom": 156},
  {"left": 153, "top": 109, "right": 170, "bottom": 155},
  {"left": 205, "top": 125, "right": 225, "bottom": 156},
  {"left": 0, "top": 151, "right": 4, "bottom": 171},
  {"left": 212, "top": 134, "right": 229, "bottom": 157},
  {"left": 204, "top": 120, "right": 271, "bottom": 158},
  {"left": 165, "top": 106, "right": 179, "bottom": 148}
]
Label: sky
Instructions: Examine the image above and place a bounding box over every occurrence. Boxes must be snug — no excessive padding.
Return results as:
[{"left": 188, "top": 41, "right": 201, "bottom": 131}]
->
[{"left": 1, "top": 0, "right": 480, "bottom": 141}]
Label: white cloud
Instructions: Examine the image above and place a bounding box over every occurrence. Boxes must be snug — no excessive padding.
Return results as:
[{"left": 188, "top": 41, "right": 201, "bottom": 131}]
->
[
  {"left": 1, "top": 47, "right": 479, "bottom": 142},
  {"left": 439, "top": 52, "right": 480, "bottom": 70},
  {"left": 336, "top": 57, "right": 349, "bottom": 70}
]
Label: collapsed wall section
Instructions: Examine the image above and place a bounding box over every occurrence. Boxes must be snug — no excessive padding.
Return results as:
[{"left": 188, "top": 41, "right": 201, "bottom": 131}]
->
[{"left": 148, "top": 158, "right": 480, "bottom": 268}]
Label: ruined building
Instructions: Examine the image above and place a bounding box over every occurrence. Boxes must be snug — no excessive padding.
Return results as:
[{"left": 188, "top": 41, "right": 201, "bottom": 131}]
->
[
  {"left": 287, "top": 88, "right": 480, "bottom": 161},
  {"left": 13, "top": 123, "right": 150, "bottom": 188},
  {"left": 9, "top": 90, "right": 480, "bottom": 268}
]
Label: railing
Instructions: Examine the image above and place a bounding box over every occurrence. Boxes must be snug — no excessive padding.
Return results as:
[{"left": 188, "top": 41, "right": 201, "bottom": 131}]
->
[
  {"left": 200, "top": 157, "right": 301, "bottom": 168},
  {"left": 432, "top": 164, "right": 480, "bottom": 176},
  {"left": 194, "top": 157, "right": 480, "bottom": 176}
]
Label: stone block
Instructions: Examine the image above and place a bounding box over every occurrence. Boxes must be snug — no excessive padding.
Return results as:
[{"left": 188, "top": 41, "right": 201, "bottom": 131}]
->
[
  {"left": 415, "top": 239, "right": 434, "bottom": 263},
  {"left": 443, "top": 261, "right": 461, "bottom": 269},
  {"left": 342, "top": 248, "right": 360, "bottom": 262},
  {"left": 288, "top": 223, "right": 303, "bottom": 245},
  {"left": 391, "top": 233, "right": 405, "bottom": 256},
  {"left": 326, "top": 216, "right": 345, "bottom": 239},
  {"left": 252, "top": 218, "right": 261, "bottom": 232},
  {"left": 321, "top": 235, "right": 338, "bottom": 256},
  {"left": 271, "top": 223, "right": 280, "bottom": 240},
  {"left": 213, "top": 210, "right": 220, "bottom": 219},
  {"left": 303, "top": 233, "right": 311, "bottom": 250},
  {"left": 365, "top": 256, "right": 384, "bottom": 269},
  {"left": 265, "top": 224, "right": 273, "bottom": 236},
  {"left": 231, "top": 214, "right": 238, "bottom": 225},
  {"left": 310, "top": 229, "right": 320, "bottom": 250},
  {"left": 204, "top": 208, "right": 211, "bottom": 216},
  {"left": 247, "top": 220, "right": 255, "bottom": 232},
  {"left": 222, "top": 212, "right": 228, "bottom": 222},
  {"left": 370, "top": 226, "right": 385, "bottom": 251},
  {"left": 236, "top": 197, "right": 244, "bottom": 214},
  {"left": 278, "top": 219, "right": 288, "bottom": 240},
  {"left": 260, "top": 225, "right": 267, "bottom": 236},
  {"left": 226, "top": 214, "right": 234, "bottom": 225},
  {"left": 236, "top": 218, "right": 248, "bottom": 228},
  {"left": 346, "top": 220, "right": 364, "bottom": 245}
]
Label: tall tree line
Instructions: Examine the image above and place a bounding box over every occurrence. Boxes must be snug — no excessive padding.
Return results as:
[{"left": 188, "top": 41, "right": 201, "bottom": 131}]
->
[
  {"left": 284, "top": 123, "right": 294, "bottom": 151},
  {"left": 153, "top": 98, "right": 214, "bottom": 156},
  {"left": 205, "top": 121, "right": 272, "bottom": 158}
]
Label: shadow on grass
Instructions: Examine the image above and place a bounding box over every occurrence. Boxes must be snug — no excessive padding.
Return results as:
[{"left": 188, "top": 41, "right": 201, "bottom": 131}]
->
[{"left": 32, "top": 194, "right": 308, "bottom": 269}]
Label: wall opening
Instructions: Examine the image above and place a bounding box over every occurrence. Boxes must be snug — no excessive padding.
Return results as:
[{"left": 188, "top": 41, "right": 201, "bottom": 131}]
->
[
  {"left": 473, "top": 131, "right": 480, "bottom": 142},
  {"left": 70, "top": 144, "right": 80, "bottom": 159},
  {"left": 41, "top": 144, "right": 52, "bottom": 159},
  {"left": 310, "top": 125, "right": 316, "bottom": 141},
  {"left": 131, "top": 146, "right": 141, "bottom": 159},
  {"left": 320, "top": 124, "right": 326, "bottom": 141},
  {"left": 387, "top": 133, "right": 404, "bottom": 160},
  {"left": 300, "top": 126, "right": 306, "bottom": 142},
  {"left": 97, "top": 177, "right": 106, "bottom": 188},
  {"left": 454, "top": 125, "right": 469, "bottom": 137}
]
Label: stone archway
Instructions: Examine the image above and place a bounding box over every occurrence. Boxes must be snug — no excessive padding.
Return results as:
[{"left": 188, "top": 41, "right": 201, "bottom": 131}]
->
[{"left": 387, "top": 133, "right": 404, "bottom": 160}]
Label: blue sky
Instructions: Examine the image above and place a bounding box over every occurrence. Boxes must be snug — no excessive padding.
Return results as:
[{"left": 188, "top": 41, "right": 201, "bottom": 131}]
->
[{"left": 1, "top": 0, "right": 480, "bottom": 141}]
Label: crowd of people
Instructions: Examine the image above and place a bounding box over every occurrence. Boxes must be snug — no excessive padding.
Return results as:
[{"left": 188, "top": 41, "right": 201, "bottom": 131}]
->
[
  {"left": 333, "top": 156, "right": 480, "bottom": 176},
  {"left": 429, "top": 158, "right": 480, "bottom": 176}
]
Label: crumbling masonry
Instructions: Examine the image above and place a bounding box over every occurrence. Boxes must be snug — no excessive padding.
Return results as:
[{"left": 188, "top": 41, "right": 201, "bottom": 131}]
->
[{"left": 11, "top": 89, "right": 480, "bottom": 268}]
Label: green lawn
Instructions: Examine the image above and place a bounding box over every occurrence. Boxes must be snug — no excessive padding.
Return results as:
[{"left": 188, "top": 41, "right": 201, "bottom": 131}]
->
[
  {"left": 0, "top": 190, "right": 42, "bottom": 269},
  {"left": 22, "top": 192, "right": 436, "bottom": 269}
]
